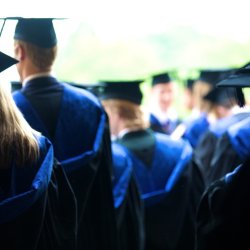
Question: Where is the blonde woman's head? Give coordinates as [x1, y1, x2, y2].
[102, 99, 149, 137]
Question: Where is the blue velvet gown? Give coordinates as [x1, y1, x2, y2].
[12, 77, 119, 250]
[0, 134, 77, 250]
[115, 129, 204, 250]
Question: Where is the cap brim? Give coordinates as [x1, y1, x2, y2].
[217, 74, 250, 88]
[0, 51, 18, 73]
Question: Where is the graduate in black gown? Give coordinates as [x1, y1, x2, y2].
[0, 51, 77, 250]
[190, 86, 248, 187]
[67, 81, 145, 250]
[208, 115, 250, 184]
[99, 80, 204, 250]
[8, 18, 118, 250]
[112, 142, 145, 250]
[172, 69, 236, 148]
[195, 62, 250, 250]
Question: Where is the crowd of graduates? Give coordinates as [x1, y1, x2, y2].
[1, 17, 250, 250]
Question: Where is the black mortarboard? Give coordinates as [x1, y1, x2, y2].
[13, 17, 60, 48]
[215, 63, 250, 107]
[151, 72, 171, 86]
[198, 70, 219, 85]
[203, 87, 240, 107]
[98, 80, 144, 105]
[0, 51, 18, 73]
[198, 69, 236, 87]
[216, 62, 250, 88]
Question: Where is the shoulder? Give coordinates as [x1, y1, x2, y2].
[155, 132, 191, 148]
[111, 142, 133, 176]
[155, 132, 193, 158]
[62, 82, 102, 108]
[33, 133, 53, 154]
[111, 142, 133, 164]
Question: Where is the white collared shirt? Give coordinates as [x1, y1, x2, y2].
[22, 72, 55, 87]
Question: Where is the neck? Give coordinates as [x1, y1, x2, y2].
[19, 60, 52, 84]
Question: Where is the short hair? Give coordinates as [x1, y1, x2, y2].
[15, 40, 57, 71]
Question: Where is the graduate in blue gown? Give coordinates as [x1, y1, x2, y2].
[59, 81, 145, 250]
[195, 62, 250, 250]
[0, 51, 77, 250]
[148, 72, 181, 135]
[9, 18, 118, 250]
[99, 80, 204, 250]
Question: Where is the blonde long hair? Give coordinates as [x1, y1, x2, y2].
[192, 80, 213, 113]
[0, 83, 39, 167]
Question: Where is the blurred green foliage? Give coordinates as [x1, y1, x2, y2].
[54, 22, 250, 118]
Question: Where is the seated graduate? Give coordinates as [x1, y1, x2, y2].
[8, 17, 118, 249]
[148, 72, 182, 135]
[195, 62, 250, 250]
[172, 69, 236, 148]
[98, 79, 204, 250]
[190, 86, 248, 187]
[0, 51, 77, 250]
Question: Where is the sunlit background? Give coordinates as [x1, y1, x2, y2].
[1, 0, 250, 116]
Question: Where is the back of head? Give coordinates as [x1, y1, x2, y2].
[203, 87, 239, 109]
[193, 69, 236, 113]
[13, 17, 60, 71]
[98, 80, 148, 133]
[216, 62, 250, 107]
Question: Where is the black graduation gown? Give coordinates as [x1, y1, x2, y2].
[192, 112, 250, 187]
[12, 78, 119, 250]
[208, 115, 250, 185]
[207, 133, 242, 185]
[112, 142, 145, 250]
[0, 136, 77, 250]
[116, 129, 204, 250]
[196, 158, 250, 250]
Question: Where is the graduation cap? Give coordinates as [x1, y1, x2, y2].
[98, 80, 144, 105]
[215, 63, 250, 107]
[216, 62, 250, 88]
[0, 17, 65, 48]
[15, 18, 60, 48]
[151, 72, 172, 86]
[197, 69, 236, 87]
[0, 51, 18, 73]
[203, 87, 240, 107]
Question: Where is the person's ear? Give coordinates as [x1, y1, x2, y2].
[14, 43, 25, 61]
